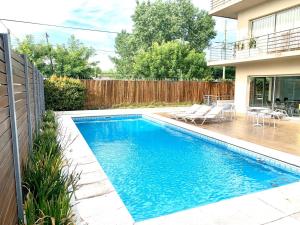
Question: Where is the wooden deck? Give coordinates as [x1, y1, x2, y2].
[159, 113, 300, 156]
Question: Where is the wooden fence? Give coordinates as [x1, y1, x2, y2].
[0, 33, 45, 225]
[82, 80, 234, 109]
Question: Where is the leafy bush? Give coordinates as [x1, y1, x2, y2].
[45, 75, 86, 111]
[23, 111, 78, 225]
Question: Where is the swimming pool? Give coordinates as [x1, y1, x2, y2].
[74, 115, 300, 222]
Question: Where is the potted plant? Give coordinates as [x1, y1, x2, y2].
[249, 37, 257, 49]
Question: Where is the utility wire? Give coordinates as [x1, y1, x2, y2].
[0, 18, 121, 34]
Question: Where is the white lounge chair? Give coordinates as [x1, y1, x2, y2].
[184, 106, 224, 125]
[169, 104, 201, 119]
[176, 105, 212, 121]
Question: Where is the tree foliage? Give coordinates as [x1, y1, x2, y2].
[16, 35, 101, 78]
[133, 40, 209, 80]
[112, 0, 216, 77]
[133, 0, 216, 51]
[111, 31, 138, 77]
[211, 66, 236, 80]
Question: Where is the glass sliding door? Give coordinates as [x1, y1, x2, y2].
[274, 76, 300, 116]
[249, 75, 300, 116]
[249, 77, 274, 107]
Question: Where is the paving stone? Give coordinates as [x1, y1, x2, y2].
[77, 171, 106, 186]
[75, 179, 114, 200]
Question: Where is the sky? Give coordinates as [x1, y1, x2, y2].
[0, 0, 236, 71]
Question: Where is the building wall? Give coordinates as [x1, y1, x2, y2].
[237, 0, 300, 40]
[234, 57, 300, 113]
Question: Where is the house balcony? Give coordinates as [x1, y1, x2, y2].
[208, 27, 300, 66]
[210, 0, 269, 19]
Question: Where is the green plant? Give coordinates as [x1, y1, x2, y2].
[234, 41, 245, 51]
[249, 37, 257, 49]
[23, 111, 78, 225]
[44, 75, 86, 111]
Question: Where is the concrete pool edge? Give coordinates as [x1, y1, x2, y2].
[57, 108, 300, 225]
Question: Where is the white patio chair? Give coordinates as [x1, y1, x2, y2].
[258, 109, 276, 128]
[271, 109, 289, 120]
[217, 100, 236, 120]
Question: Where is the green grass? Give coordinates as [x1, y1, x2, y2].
[23, 111, 78, 225]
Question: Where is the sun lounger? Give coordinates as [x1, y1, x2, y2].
[177, 105, 212, 122]
[169, 104, 201, 119]
[184, 106, 224, 125]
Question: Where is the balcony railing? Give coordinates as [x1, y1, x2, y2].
[211, 0, 233, 10]
[209, 27, 300, 62]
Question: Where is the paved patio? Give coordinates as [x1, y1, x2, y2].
[160, 113, 300, 156]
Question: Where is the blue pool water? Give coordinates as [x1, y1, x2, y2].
[74, 115, 300, 221]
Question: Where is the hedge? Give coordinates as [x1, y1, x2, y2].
[45, 76, 86, 111]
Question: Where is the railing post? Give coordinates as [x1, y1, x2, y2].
[38, 72, 43, 116]
[32, 67, 39, 131]
[23, 55, 33, 152]
[41, 75, 45, 113]
[36, 72, 40, 120]
[3, 33, 24, 223]
[267, 34, 269, 53]
[39, 72, 43, 115]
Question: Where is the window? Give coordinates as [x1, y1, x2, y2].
[251, 6, 300, 37]
[252, 15, 275, 37]
[276, 6, 300, 31]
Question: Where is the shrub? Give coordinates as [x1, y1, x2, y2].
[45, 75, 86, 111]
[23, 111, 78, 225]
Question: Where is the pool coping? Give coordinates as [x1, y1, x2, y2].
[57, 108, 300, 225]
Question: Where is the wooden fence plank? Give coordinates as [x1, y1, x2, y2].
[0, 107, 9, 123]
[0, 50, 5, 64]
[12, 59, 25, 72]
[0, 61, 6, 74]
[11, 51, 24, 66]
[0, 96, 8, 108]
[0, 84, 7, 97]
[0, 72, 7, 84]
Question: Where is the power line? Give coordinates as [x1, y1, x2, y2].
[0, 18, 121, 34]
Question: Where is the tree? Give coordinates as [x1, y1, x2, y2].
[16, 35, 53, 76]
[110, 31, 138, 77]
[113, 0, 216, 76]
[16, 35, 101, 78]
[133, 0, 216, 51]
[211, 66, 236, 80]
[133, 40, 210, 80]
[53, 36, 100, 79]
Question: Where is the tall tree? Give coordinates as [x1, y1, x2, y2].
[16, 35, 53, 75]
[133, 0, 216, 51]
[111, 31, 138, 77]
[16, 35, 101, 78]
[133, 40, 210, 80]
[113, 0, 216, 76]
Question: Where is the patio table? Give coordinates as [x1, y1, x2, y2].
[248, 107, 269, 127]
